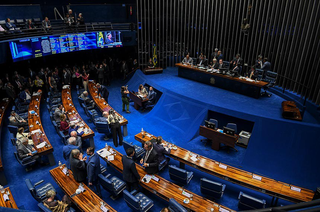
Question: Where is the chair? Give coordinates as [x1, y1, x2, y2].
[96, 121, 111, 140]
[200, 178, 226, 200]
[238, 192, 266, 210]
[123, 190, 154, 212]
[168, 165, 193, 185]
[38, 203, 76, 212]
[25, 179, 56, 202]
[58, 130, 70, 145]
[256, 69, 264, 80]
[201, 118, 218, 146]
[88, 109, 99, 123]
[168, 198, 187, 212]
[223, 61, 230, 69]
[98, 174, 126, 199]
[123, 140, 145, 159]
[14, 151, 37, 170]
[8, 125, 18, 136]
[261, 71, 277, 97]
[52, 121, 59, 133]
[158, 159, 167, 172]
[226, 123, 237, 134]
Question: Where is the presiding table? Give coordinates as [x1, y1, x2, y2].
[0, 187, 18, 209]
[199, 125, 239, 151]
[28, 91, 55, 166]
[62, 86, 95, 147]
[50, 165, 116, 212]
[135, 131, 314, 204]
[0, 99, 10, 185]
[129, 91, 149, 110]
[143, 67, 163, 75]
[176, 63, 268, 98]
[88, 81, 128, 136]
[98, 147, 234, 212]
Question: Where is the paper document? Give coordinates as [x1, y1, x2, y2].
[31, 129, 41, 134]
[190, 156, 198, 162]
[36, 142, 46, 149]
[219, 207, 230, 212]
[107, 155, 114, 161]
[100, 205, 109, 212]
[291, 186, 301, 192]
[182, 190, 191, 198]
[219, 164, 228, 169]
[252, 174, 262, 181]
[3, 194, 9, 201]
[142, 175, 152, 183]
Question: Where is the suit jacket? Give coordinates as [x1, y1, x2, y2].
[17, 143, 34, 159]
[211, 63, 219, 69]
[63, 144, 79, 168]
[217, 54, 224, 61]
[122, 155, 140, 183]
[70, 156, 87, 183]
[5, 22, 16, 30]
[262, 61, 271, 71]
[68, 126, 84, 137]
[42, 20, 51, 28]
[87, 153, 101, 183]
[98, 85, 109, 101]
[231, 57, 243, 67]
[63, 72, 71, 85]
[182, 57, 193, 64]
[218, 63, 226, 69]
[143, 147, 159, 174]
[255, 60, 263, 69]
[54, 108, 63, 123]
[147, 90, 156, 104]
[153, 143, 171, 163]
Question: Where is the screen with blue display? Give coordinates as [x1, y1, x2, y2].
[9, 31, 119, 62]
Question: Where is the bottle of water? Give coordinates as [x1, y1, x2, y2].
[0, 185, 4, 193]
[105, 143, 108, 149]
[59, 161, 62, 168]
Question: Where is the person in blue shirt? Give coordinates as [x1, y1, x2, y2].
[68, 123, 84, 137]
[86, 147, 102, 197]
[62, 137, 79, 168]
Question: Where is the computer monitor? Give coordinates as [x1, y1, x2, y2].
[223, 126, 235, 136]
[205, 120, 216, 130]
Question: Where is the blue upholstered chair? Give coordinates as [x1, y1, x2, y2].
[96, 121, 111, 140]
[168, 165, 193, 185]
[58, 130, 70, 145]
[168, 198, 187, 212]
[88, 109, 99, 123]
[238, 192, 266, 210]
[261, 71, 278, 97]
[14, 150, 37, 170]
[226, 123, 237, 134]
[123, 190, 154, 212]
[98, 174, 126, 199]
[52, 121, 59, 133]
[8, 125, 19, 137]
[209, 118, 218, 129]
[25, 179, 56, 202]
[38, 203, 76, 212]
[123, 141, 145, 159]
[223, 61, 230, 69]
[255, 69, 264, 80]
[200, 178, 226, 200]
[158, 159, 167, 172]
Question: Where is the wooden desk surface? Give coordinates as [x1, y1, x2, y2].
[28, 92, 54, 156]
[175, 63, 268, 88]
[88, 81, 128, 126]
[0, 99, 10, 171]
[0, 187, 18, 209]
[62, 86, 94, 140]
[98, 147, 234, 212]
[135, 131, 314, 203]
[50, 165, 116, 212]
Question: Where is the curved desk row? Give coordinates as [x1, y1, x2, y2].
[50, 165, 116, 212]
[98, 147, 234, 212]
[135, 131, 314, 203]
[0, 99, 10, 185]
[28, 91, 55, 166]
[62, 86, 95, 147]
[0, 187, 18, 209]
[88, 81, 128, 136]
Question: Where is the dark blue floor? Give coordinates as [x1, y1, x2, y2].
[1, 68, 319, 211]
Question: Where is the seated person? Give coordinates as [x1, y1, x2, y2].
[59, 114, 70, 135]
[16, 127, 33, 145]
[210, 58, 219, 69]
[25, 19, 35, 29]
[34, 75, 44, 89]
[17, 137, 40, 162]
[18, 88, 32, 105]
[249, 65, 258, 80]
[5, 18, 17, 31]
[182, 54, 193, 65]
[95, 111, 108, 123]
[229, 53, 243, 70]
[64, 14, 74, 26]
[262, 57, 271, 78]
[231, 64, 240, 76]
[79, 91, 94, 107]
[217, 59, 226, 69]
[143, 86, 156, 110]
[153, 136, 171, 167]
[68, 131, 82, 150]
[9, 111, 28, 129]
[148, 58, 154, 69]
[68, 123, 84, 137]
[42, 17, 51, 30]
[54, 104, 65, 123]
[138, 84, 148, 98]
[43, 190, 71, 212]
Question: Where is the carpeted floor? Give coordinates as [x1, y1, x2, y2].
[1, 67, 319, 211]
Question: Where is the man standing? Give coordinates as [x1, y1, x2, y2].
[70, 149, 87, 183]
[97, 83, 109, 103]
[153, 136, 171, 167]
[122, 148, 140, 191]
[54, 104, 64, 123]
[262, 57, 271, 79]
[68, 131, 83, 150]
[63, 137, 79, 168]
[86, 147, 102, 197]
[140, 141, 159, 175]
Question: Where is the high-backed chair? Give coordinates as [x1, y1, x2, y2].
[95, 121, 111, 140]
[25, 179, 56, 202]
[8, 125, 18, 137]
[226, 123, 237, 134]
[238, 192, 266, 210]
[261, 71, 277, 97]
[201, 118, 219, 146]
[158, 159, 167, 172]
[168, 165, 193, 185]
[200, 178, 226, 200]
[123, 190, 154, 212]
[98, 174, 126, 199]
[123, 141, 145, 159]
[58, 130, 69, 145]
[168, 198, 187, 212]
[14, 151, 37, 171]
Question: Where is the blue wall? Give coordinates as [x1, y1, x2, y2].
[0, 5, 42, 20]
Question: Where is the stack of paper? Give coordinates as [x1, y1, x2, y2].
[36, 142, 46, 149]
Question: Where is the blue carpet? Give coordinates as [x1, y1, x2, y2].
[1, 68, 319, 211]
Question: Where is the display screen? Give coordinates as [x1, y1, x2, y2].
[10, 31, 121, 62]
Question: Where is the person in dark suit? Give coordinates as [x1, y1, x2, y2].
[68, 123, 84, 137]
[62, 69, 71, 85]
[25, 19, 35, 29]
[153, 136, 171, 167]
[9, 111, 28, 129]
[42, 17, 51, 30]
[17, 138, 38, 160]
[70, 149, 87, 183]
[218, 59, 226, 69]
[229, 53, 243, 70]
[140, 141, 159, 174]
[262, 57, 271, 78]
[255, 55, 263, 69]
[68, 131, 83, 151]
[18, 88, 31, 104]
[122, 148, 140, 191]
[86, 147, 102, 197]
[5, 18, 17, 31]
[211, 48, 219, 59]
[63, 137, 79, 168]
[143, 86, 156, 110]
[216, 51, 223, 61]
[97, 83, 109, 103]
[210, 58, 219, 69]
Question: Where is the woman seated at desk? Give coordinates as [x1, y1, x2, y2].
[16, 127, 33, 145]
[59, 114, 70, 135]
[138, 84, 148, 98]
[148, 58, 155, 69]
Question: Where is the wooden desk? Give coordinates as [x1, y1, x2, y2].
[199, 126, 239, 151]
[143, 67, 163, 75]
[88, 81, 128, 136]
[50, 165, 116, 212]
[62, 86, 95, 147]
[281, 101, 302, 121]
[135, 131, 314, 203]
[0, 99, 10, 185]
[129, 91, 148, 110]
[176, 63, 268, 98]
[0, 187, 18, 209]
[98, 147, 234, 212]
[28, 92, 55, 166]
